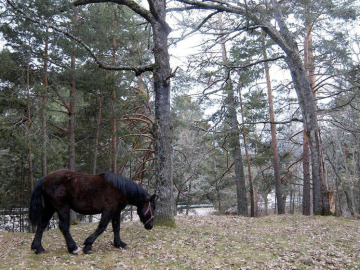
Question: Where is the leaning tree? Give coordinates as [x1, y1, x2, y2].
[72, 0, 175, 226]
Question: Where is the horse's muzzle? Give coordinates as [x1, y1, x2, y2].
[145, 224, 153, 230]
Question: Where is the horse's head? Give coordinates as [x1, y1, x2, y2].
[138, 194, 156, 230]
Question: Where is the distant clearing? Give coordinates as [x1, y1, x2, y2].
[0, 215, 359, 269]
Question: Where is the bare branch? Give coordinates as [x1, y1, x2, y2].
[124, 133, 154, 140]
[54, 91, 70, 113]
[133, 148, 155, 152]
[244, 118, 303, 126]
[226, 55, 285, 70]
[175, 0, 246, 14]
[48, 121, 69, 134]
[169, 11, 220, 46]
[146, 0, 172, 33]
[208, 162, 235, 188]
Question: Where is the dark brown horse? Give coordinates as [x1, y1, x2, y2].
[29, 169, 156, 254]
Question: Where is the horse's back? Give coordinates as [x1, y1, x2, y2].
[42, 170, 120, 214]
[43, 169, 99, 194]
[45, 169, 105, 187]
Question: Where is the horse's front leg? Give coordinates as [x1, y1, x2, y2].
[112, 211, 127, 249]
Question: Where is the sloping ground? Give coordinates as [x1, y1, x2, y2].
[0, 215, 359, 269]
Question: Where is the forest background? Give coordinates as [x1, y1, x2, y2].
[0, 0, 359, 231]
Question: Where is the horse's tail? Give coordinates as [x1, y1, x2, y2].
[29, 177, 45, 226]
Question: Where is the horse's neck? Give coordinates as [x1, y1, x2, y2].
[125, 191, 146, 208]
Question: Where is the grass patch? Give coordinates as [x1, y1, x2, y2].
[1, 215, 360, 269]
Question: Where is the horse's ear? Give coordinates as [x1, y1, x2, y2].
[150, 194, 156, 202]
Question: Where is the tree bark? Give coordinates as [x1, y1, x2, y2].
[261, 31, 285, 214]
[356, 136, 360, 214]
[151, 0, 175, 226]
[228, 89, 248, 216]
[238, 85, 255, 216]
[93, 87, 103, 174]
[218, 13, 247, 216]
[111, 9, 117, 173]
[302, 130, 311, 215]
[69, 10, 77, 171]
[340, 141, 355, 216]
[69, 11, 78, 224]
[186, 181, 192, 215]
[302, 6, 314, 216]
[26, 56, 34, 191]
[74, 0, 175, 227]
[264, 0, 330, 215]
[41, 27, 49, 176]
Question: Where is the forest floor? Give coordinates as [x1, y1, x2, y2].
[0, 215, 359, 269]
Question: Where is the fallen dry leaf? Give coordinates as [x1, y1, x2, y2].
[0, 215, 359, 269]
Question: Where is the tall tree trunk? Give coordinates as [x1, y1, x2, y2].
[186, 181, 192, 215]
[111, 9, 117, 173]
[261, 31, 285, 214]
[26, 56, 34, 191]
[328, 149, 351, 216]
[287, 52, 328, 215]
[264, 0, 330, 215]
[238, 85, 255, 216]
[302, 6, 314, 216]
[41, 27, 49, 176]
[304, 14, 316, 96]
[69, 11, 77, 171]
[228, 88, 248, 216]
[339, 140, 355, 216]
[289, 188, 294, 214]
[326, 145, 343, 216]
[302, 130, 311, 215]
[356, 136, 360, 214]
[73, 0, 175, 226]
[69, 11, 77, 224]
[137, 75, 152, 118]
[89, 86, 103, 223]
[152, 0, 175, 226]
[218, 13, 247, 216]
[93, 87, 103, 174]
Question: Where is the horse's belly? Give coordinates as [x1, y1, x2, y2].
[68, 190, 102, 214]
[71, 202, 102, 215]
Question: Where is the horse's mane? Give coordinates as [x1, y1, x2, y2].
[102, 172, 148, 205]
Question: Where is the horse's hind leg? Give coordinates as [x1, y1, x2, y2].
[31, 206, 54, 254]
[83, 212, 112, 254]
[112, 211, 127, 248]
[57, 208, 81, 254]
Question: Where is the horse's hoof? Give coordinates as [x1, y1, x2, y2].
[84, 250, 93, 255]
[83, 246, 93, 254]
[71, 247, 82, 255]
[35, 247, 46, 254]
[115, 244, 128, 249]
